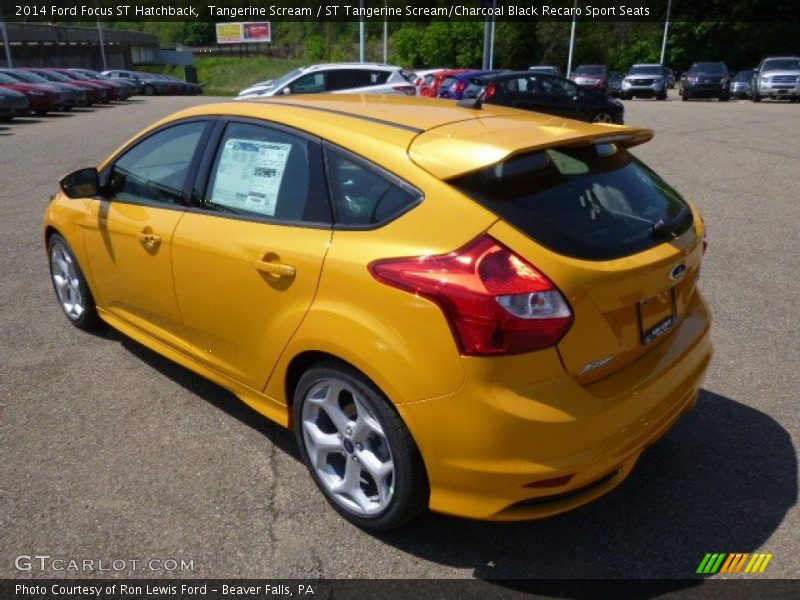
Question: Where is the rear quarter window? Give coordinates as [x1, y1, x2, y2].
[451, 144, 693, 260]
[325, 147, 422, 228]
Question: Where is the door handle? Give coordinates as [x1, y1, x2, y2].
[136, 230, 161, 249]
[254, 259, 296, 279]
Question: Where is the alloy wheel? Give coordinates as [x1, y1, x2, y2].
[301, 379, 394, 516]
[50, 241, 84, 320]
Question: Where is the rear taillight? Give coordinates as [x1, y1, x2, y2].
[454, 80, 467, 93]
[369, 234, 573, 356]
[485, 84, 496, 99]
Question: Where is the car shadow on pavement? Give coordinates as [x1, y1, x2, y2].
[101, 329, 796, 588]
[379, 388, 796, 587]
[112, 330, 301, 461]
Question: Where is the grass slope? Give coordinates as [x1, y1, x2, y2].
[141, 56, 307, 96]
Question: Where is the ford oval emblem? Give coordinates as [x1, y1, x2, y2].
[670, 263, 687, 281]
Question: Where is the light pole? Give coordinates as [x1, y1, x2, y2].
[358, 0, 366, 63]
[382, 1, 388, 63]
[566, 0, 578, 78]
[0, 5, 12, 68]
[97, 21, 108, 71]
[488, 0, 497, 69]
[660, 0, 672, 65]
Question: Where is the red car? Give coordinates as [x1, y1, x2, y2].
[0, 71, 60, 114]
[25, 68, 107, 104]
[49, 68, 120, 101]
[419, 68, 471, 98]
[571, 64, 611, 93]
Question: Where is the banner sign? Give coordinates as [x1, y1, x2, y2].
[215, 22, 272, 44]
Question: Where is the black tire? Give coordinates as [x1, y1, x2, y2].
[293, 361, 429, 532]
[752, 93, 761, 103]
[143, 84, 156, 96]
[718, 94, 730, 102]
[47, 234, 101, 330]
[682, 92, 690, 102]
[657, 92, 667, 101]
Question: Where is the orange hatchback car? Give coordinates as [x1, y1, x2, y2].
[45, 96, 712, 531]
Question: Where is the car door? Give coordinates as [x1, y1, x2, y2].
[538, 76, 583, 119]
[82, 119, 211, 349]
[494, 75, 540, 110]
[171, 119, 333, 391]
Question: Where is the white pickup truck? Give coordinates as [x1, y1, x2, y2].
[752, 56, 800, 102]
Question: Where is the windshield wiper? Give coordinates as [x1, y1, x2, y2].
[651, 206, 689, 239]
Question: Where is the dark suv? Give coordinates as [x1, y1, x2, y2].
[681, 62, 731, 101]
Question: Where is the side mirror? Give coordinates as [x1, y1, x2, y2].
[281, 87, 291, 95]
[60, 168, 100, 198]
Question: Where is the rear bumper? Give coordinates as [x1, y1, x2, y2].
[399, 291, 712, 520]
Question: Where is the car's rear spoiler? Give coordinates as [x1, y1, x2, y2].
[408, 115, 654, 180]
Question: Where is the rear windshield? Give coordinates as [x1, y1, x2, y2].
[451, 145, 693, 261]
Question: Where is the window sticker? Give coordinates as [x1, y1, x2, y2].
[210, 138, 292, 216]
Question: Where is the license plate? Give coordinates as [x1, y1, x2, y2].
[637, 288, 678, 345]
[777, 89, 788, 94]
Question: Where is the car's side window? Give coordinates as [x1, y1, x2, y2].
[369, 71, 391, 84]
[328, 69, 372, 90]
[204, 122, 321, 224]
[542, 78, 577, 97]
[290, 72, 327, 94]
[110, 121, 206, 206]
[325, 148, 422, 227]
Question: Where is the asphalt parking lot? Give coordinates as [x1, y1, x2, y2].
[1, 92, 798, 584]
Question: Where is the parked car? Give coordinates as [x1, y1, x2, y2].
[439, 69, 504, 99]
[25, 68, 108, 104]
[236, 63, 415, 99]
[468, 71, 624, 124]
[0, 71, 61, 114]
[571, 65, 610, 93]
[731, 69, 755, 99]
[102, 70, 169, 96]
[751, 56, 800, 102]
[680, 62, 731, 101]
[419, 68, 470, 98]
[70, 68, 138, 98]
[621, 64, 669, 100]
[408, 68, 444, 96]
[608, 71, 623, 97]
[0, 68, 88, 109]
[0, 86, 29, 121]
[145, 73, 202, 96]
[46, 95, 710, 531]
[53, 68, 125, 101]
[529, 65, 562, 77]
[43, 97, 711, 531]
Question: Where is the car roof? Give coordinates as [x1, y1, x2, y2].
[150, 95, 652, 180]
[631, 63, 663, 67]
[302, 63, 402, 72]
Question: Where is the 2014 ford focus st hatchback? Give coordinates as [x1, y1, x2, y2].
[44, 96, 712, 531]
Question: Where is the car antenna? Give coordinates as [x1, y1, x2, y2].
[458, 88, 486, 109]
